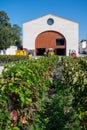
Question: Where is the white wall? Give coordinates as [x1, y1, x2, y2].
[0, 46, 17, 55]
[23, 14, 79, 56]
[6, 46, 17, 55]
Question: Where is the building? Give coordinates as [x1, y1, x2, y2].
[0, 46, 17, 55]
[79, 40, 87, 54]
[23, 14, 79, 56]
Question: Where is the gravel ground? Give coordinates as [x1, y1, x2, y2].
[0, 66, 4, 74]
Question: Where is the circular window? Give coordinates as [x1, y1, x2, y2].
[47, 18, 54, 25]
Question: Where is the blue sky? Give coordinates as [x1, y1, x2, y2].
[0, 0, 87, 41]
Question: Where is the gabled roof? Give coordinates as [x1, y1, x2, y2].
[23, 14, 79, 24]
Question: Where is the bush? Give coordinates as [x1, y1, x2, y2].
[0, 55, 29, 65]
[0, 56, 58, 130]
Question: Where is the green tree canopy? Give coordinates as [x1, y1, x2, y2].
[0, 11, 10, 26]
[0, 11, 22, 52]
[12, 24, 22, 45]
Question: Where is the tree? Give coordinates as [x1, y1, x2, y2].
[0, 11, 10, 27]
[0, 11, 22, 54]
[12, 24, 22, 46]
[0, 26, 12, 53]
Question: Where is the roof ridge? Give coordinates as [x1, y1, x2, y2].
[23, 14, 79, 24]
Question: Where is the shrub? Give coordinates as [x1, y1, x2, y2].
[0, 56, 58, 130]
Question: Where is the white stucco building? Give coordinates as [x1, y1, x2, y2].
[79, 40, 87, 54]
[23, 14, 79, 56]
[0, 46, 17, 55]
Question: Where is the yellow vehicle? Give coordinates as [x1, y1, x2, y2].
[47, 48, 54, 56]
[15, 50, 32, 58]
[16, 50, 27, 55]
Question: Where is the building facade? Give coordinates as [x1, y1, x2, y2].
[79, 40, 87, 54]
[23, 14, 79, 56]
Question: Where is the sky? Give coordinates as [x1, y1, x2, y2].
[0, 0, 87, 41]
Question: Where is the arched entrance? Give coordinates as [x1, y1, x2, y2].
[35, 31, 66, 56]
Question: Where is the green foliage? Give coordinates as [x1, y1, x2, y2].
[0, 56, 58, 130]
[0, 11, 10, 26]
[0, 11, 21, 51]
[0, 55, 29, 65]
[62, 56, 87, 129]
[12, 24, 22, 45]
[31, 61, 81, 130]
[0, 56, 87, 129]
[0, 25, 12, 49]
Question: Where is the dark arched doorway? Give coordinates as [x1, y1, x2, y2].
[35, 31, 66, 56]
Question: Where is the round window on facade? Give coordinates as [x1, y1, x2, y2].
[47, 18, 54, 25]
